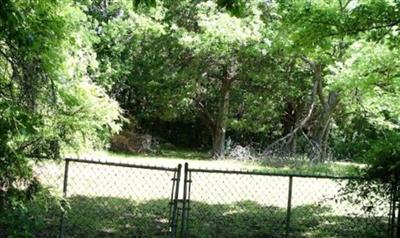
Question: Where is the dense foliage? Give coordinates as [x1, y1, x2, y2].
[0, 0, 122, 234]
[81, 0, 400, 160]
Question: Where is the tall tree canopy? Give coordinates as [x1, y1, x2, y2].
[81, 0, 400, 159]
[2, 0, 398, 162]
[87, 0, 281, 158]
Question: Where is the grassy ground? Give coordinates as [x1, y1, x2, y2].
[10, 195, 387, 238]
[98, 149, 363, 177]
[186, 201, 387, 238]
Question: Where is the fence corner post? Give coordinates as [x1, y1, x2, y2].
[180, 162, 189, 238]
[170, 163, 182, 238]
[395, 178, 400, 238]
[59, 159, 70, 238]
[286, 176, 293, 238]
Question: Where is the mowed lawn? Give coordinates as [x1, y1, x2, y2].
[32, 151, 388, 238]
[34, 150, 363, 204]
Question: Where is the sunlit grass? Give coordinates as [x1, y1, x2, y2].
[247, 160, 364, 177]
[98, 149, 364, 177]
[101, 148, 210, 160]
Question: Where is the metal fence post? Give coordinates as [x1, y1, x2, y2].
[180, 163, 189, 238]
[170, 164, 182, 238]
[395, 179, 400, 238]
[186, 170, 192, 237]
[169, 169, 177, 236]
[286, 176, 293, 238]
[59, 159, 70, 238]
[396, 198, 400, 238]
[388, 181, 398, 238]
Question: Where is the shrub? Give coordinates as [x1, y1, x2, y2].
[0, 184, 62, 237]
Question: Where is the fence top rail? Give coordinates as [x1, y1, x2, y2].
[65, 157, 180, 172]
[187, 167, 363, 180]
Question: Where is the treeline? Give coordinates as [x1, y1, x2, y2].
[84, 0, 399, 160]
[1, 0, 400, 183]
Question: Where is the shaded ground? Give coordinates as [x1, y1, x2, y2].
[186, 201, 387, 238]
[20, 196, 387, 238]
[62, 197, 171, 238]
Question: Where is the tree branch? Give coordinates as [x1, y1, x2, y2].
[326, 18, 400, 37]
[301, 56, 327, 108]
[264, 102, 316, 153]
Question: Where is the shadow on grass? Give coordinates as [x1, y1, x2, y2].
[63, 196, 172, 238]
[17, 196, 387, 238]
[186, 200, 387, 238]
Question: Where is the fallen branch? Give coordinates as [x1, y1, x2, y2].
[264, 102, 316, 153]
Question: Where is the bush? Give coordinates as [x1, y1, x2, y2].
[364, 132, 400, 183]
[340, 132, 400, 229]
[0, 184, 62, 237]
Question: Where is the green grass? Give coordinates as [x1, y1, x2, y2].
[157, 149, 210, 160]
[104, 148, 210, 160]
[63, 197, 171, 238]
[248, 159, 363, 177]
[3, 195, 386, 238]
[186, 200, 386, 238]
[102, 149, 364, 177]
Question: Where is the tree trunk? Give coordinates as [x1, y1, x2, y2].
[196, 62, 236, 159]
[301, 57, 340, 161]
[311, 91, 339, 160]
[287, 133, 297, 154]
[212, 77, 232, 159]
[212, 127, 225, 159]
[282, 102, 298, 155]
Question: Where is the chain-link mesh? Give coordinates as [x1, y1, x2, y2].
[183, 171, 288, 237]
[182, 168, 390, 238]
[33, 160, 65, 194]
[33, 160, 391, 238]
[34, 159, 181, 238]
[290, 177, 388, 238]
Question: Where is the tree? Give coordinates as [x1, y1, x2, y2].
[330, 40, 400, 158]
[83, 0, 400, 161]
[0, 0, 122, 217]
[87, 0, 275, 158]
[170, 1, 273, 158]
[267, 0, 400, 160]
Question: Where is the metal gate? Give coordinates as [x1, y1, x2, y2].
[59, 158, 182, 238]
[179, 163, 393, 238]
[55, 160, 397, 238]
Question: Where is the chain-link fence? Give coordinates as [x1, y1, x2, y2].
[180, 164, 391, 238]
[33, 159, 394, 238]
[34, 158, 181, 238]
